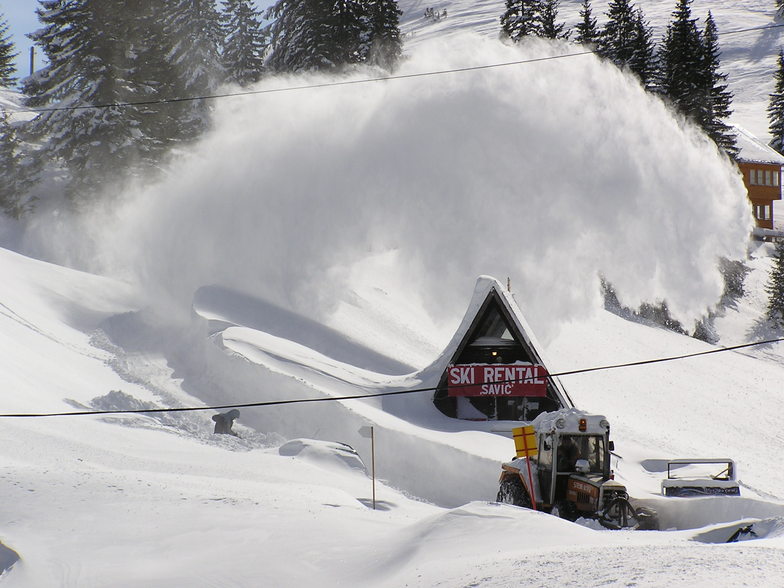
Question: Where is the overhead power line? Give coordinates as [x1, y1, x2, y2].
[15, 51, 596, 115]
[1, 336, 781, 419]
[14, 21, 784, 116]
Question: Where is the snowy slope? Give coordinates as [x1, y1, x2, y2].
[3, 1, 784, 585]
[2, 244, 784, 586]
[0, 89, 34, 123]
[398, 0, 784, 139]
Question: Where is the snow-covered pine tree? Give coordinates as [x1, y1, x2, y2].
[598, 1, 656, 89]
[574, 0, 599, 46]
[266, 0, 331, 71]
[363, 0, 403, 71]
[627, 8, 657, 91]
[0, 109, 21, 215]
[23, 0, 155, 201]
[221, 0, 267, 85]
[500, 0, 542, 42]
[658, 0, 705, 122]
[122, 0, 181, 156]
[0, 110, 35, 217]
[597, 0, 636, 65]
[766, 240, 784, 329]
[163, 0, 225, 140]
[769, 50, 784, 155]
[331, 0, 367, 65]
[700, 12, 736, 156]
[539, 0, 568, 40]
[0, 14, 16, 87]
[266, 0, 376, 72]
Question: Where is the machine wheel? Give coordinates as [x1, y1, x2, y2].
[598, 497, 639, 530]
[551, 501, 578, 522]
[497, 475, 533, 509]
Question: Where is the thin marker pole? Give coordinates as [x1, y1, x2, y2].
[371, 426, 376, 510]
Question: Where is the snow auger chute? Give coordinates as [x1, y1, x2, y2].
[496, 409, 658, 530]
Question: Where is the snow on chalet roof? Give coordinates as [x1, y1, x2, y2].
[733, 125, 784, 165]
[418, 275, 573, 408]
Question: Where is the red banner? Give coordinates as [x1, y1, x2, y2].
[446, 364, 548, 397]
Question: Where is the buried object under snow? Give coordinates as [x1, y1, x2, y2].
[660, 458, 740, 497]
[496, 409, 658, 530]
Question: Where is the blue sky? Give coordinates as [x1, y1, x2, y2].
[0, 1, 41, 81]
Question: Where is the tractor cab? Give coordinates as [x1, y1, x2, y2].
[497, 409, 656, 529]
[543, 433, 609, 507]
[532, 412, 614, 517]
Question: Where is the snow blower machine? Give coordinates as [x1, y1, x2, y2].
[496, 409, 657, 530]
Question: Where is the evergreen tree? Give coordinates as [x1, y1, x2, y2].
[266, 0, 395, 72]
[500, 0, 542, 42]
[0, 14, 16, 87]
[574, 0, 599, 46]
[331, 0, 368, 66]
[539, 0, 568, 40]
[163, 0, 225, 140]
[598, 0, 636, 65]
[768, 49, 784, 155]
[0, 110, 35, 217]
[659, 0, 704, 122]
[700, 12, 736, 155]
[23, 0, 152, 201]
[598, 1, 656, 89]
[266, 0, 342, 71]
[627, 8, 657, 91]
[363, 0, 403, 71]
[123, 0, 181, 155]
[220, 0, 267, 85]
[766, 240, 784, 328]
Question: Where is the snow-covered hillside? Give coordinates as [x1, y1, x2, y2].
[2, 1, 784, 586]
[2, 240, 784, 586]
[397, 0, 784, 140]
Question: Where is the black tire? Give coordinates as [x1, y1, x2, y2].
[496, 475, 533, 509]
[598, 497, 639, 530]
[551, 501, 578, 522]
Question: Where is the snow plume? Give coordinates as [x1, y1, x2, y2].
[23, 34, 751, 341]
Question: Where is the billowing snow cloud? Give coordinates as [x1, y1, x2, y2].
[23, 34, 752, 342]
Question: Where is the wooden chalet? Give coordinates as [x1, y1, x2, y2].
[734, 126, 784, 230]
[429, 277, 572, 422]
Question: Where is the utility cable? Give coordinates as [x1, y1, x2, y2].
[0, 336, 781, 418]
[14, 21, 784, 116]
[14, 51, 596, 115]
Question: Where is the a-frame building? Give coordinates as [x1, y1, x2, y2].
[429, 277, 573, 422]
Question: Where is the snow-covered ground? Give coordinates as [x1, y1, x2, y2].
[2, 239, 784, 586]
[2, 1, 784, 586]
[399, 0, 784, 139]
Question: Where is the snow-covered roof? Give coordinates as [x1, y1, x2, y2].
[532, 408, 609, 435]
[733, 125, 784, 165]
[419, 276, 574, 408]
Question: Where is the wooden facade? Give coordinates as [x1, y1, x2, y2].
[737, 161, 781, 230]
[734, 126, 784, 231]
